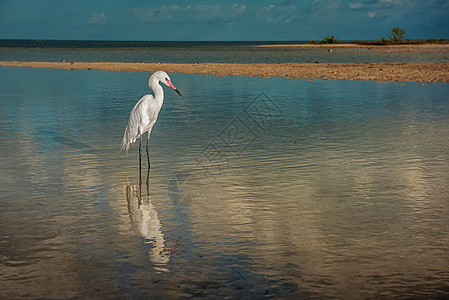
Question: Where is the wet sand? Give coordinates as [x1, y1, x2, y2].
[1, 61, 448, 83]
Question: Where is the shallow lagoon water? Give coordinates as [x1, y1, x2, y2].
[1, 67, 449, 299]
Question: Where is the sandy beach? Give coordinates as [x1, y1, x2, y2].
[1, 61, 448, 83]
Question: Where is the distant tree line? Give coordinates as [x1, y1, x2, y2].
[310, 27, 447, 45]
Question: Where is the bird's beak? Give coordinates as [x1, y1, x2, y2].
[166, 79, 182, 97]
[174, 89, 182, 97]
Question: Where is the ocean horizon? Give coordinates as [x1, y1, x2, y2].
[0, 39, 311, 47]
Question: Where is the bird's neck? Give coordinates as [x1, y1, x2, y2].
[149, 80, 164, 104]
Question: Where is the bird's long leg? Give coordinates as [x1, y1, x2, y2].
[146, 136, 150, 170]
[146, 163, 150, 196]
[139, 136, 142, 171]
[145, 136, 150, 191]
[138, 136, 142, 189]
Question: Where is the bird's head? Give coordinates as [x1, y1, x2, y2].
[152, 71, 182, 97]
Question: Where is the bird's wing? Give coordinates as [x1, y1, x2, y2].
[145, 95, 163, 129]
[121, 94, 154, 151]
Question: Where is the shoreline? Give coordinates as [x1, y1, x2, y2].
[257, 43, 449, 52]
[1, 61, 448, 83]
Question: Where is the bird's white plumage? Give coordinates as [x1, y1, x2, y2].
[121, 71, 181, 153]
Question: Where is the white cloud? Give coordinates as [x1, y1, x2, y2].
[88, 11, 106, 25]
[349, 3, 363, 9]
[232, 4, 246, 14]
[188, 4, 246, 22]
[133, 4, 246, 24]
[367, 11, 376, 18]
[257, 5, 297, 23]
[312, 0, 342, 10]
[133, 5, 181, 23]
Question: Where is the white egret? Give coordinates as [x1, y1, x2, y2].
[121, 71, 182, 170]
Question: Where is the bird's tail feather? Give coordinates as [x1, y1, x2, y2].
[121, 125, 136, 153]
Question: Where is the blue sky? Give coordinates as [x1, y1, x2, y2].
[0, 0, 448, 41]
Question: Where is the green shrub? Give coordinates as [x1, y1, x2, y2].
[426, 38, 448, 44]
[320, 35, 339, 44]
[389, 27, 406, 42]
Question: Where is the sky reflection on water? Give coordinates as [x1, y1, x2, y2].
[1, 67, 449, 299]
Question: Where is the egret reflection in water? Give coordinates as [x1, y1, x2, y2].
[125, 171, 172, 272]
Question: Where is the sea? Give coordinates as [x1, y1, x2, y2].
[1, 40, 449, 299]
[1, 39, 448, 63]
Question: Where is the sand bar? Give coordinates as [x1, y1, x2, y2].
[258, 43, 449, 52]
[1, 61, 448, 83]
